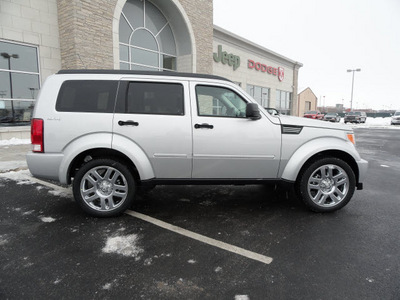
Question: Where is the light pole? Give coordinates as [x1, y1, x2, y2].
[347, 68, 361, 111]
[1, 52, 19, 122]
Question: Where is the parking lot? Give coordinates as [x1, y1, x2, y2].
[1, 128, 400, 299]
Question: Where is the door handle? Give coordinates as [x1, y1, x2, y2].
[194, 123, 214, 129]
[118, 120, 139, 126]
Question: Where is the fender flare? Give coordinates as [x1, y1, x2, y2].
[58, 133, 154, 184]
[280, 137, 361, 182]
[111, 133, 155, 180]
[59, 133, 113, 184]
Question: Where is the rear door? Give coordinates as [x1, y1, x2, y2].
[113, 79, 192, 178]
[190, 82, 282, 179]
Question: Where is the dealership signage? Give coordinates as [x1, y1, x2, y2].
[248, 60, 284, 82]
[213, 45, 240, 71]
[213, 45, 284, 81]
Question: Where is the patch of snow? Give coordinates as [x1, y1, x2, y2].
[0, 138, 30, 146]
[0, 161, 27, 173]
[53, 278, 62, 285]
[178, 198, 191, 202]
[366, 277, 375, 283]
[102, 283, 112, 290]
[347, 117, 400, 129]
[235, 296, 250, 300]
[199, 200, 215, 206]
[214, 266, 222, 273]
[0, 234, 9, 246]
[380, 165, 390, 168]
[187, 259, 196, 264]
[48, 189, 72, 198]
[102, 234, 144, 258]
[40, 216, 56, 223]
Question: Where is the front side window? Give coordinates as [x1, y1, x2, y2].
[126, 82, 184, 115]
[56, 81, 118, 113]
[196, 85, 247, 118]
[0, 40, 40, 125]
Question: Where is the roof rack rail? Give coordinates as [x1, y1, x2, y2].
[57, 69, 231, 82]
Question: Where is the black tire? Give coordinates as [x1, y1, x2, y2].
[296, 157, 356, 212]
[73, 158, 135, 217]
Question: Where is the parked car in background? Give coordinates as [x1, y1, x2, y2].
[392, 110, 400, 125]
[324, 112, 341, 123]
[344, 111, 367, 123]
[304, 110, 324, 120]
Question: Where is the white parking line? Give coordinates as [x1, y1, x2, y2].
[125, 210, 273, 264]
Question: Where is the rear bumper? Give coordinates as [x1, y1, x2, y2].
[26, 151, 64, 183]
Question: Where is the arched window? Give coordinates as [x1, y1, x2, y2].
[119, 0, 177, 71]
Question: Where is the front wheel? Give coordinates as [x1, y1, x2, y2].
[73, 158, 135, 217]
[296, 157, 356, 212]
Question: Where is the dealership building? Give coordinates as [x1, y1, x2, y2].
[0, 0, 302, 133]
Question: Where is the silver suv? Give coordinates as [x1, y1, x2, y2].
[27, 70, 368, 217]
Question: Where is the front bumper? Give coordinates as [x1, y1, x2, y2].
[391, 118, 400, 124]
[356, 158, 368, 189]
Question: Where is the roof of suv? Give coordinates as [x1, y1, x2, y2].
[57, 69, 232, 82]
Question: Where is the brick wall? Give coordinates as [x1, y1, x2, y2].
[178, 0, 213, 74]
[57, 0, 115, 69]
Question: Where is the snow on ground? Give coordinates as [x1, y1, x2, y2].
[0, 161, 28, 173]
[0, 138, 30, 146]
[340, 117, 400, 129]
[0, 169, 72, 198]
[102, 234, 144, 259]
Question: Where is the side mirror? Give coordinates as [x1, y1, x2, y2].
[246, 103, 261, 120]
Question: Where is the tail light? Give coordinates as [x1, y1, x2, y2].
[31, 118, 44, 152]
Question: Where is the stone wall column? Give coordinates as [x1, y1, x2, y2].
[57, 0, 116, 69]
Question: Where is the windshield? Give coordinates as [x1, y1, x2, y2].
[395, 112, 400, 116]
[305, 111, 317, 114]
[325, 113, 335, 116]
[347, 112, 361, 116]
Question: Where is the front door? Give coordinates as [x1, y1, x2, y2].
[191, 82, 281, 179]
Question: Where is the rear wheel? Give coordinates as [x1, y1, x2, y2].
[296, 157, 356, 212]
[73, 158, 135, 217]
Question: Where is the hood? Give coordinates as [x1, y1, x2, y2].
[278, 115, 350, 131]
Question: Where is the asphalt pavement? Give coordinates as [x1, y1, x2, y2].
[1, 129, 400, 299]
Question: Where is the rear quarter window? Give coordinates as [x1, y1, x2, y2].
[56, 80, 118, 113]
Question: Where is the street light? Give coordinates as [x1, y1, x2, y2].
[347, 68, 361, 111]
[1, 52, 19, 122]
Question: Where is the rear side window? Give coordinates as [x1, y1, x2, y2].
[56, 80, 118, 113]
[125, 82, 184, 115]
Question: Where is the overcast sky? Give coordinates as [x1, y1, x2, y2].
[213, 0, 400, 111]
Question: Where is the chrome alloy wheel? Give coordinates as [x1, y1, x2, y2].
[80, 165, 128, 212]
[307, 164, 350, 208]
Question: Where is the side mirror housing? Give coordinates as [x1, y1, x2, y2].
[246, 103, 261, 120]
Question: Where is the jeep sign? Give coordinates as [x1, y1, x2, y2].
[213, 45, 240, 71]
